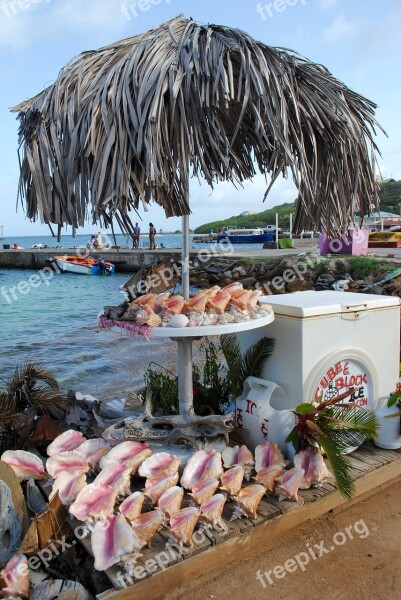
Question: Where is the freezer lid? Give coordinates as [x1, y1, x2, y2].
[260, 290, 400, 317]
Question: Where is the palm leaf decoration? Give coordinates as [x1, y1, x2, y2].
[286, 388, 379, 500]
[221, 334, 274, 398]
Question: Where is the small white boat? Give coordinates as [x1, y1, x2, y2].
[54, 255, 115, 275]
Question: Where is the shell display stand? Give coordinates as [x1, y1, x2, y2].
[150, 313, 275, 414]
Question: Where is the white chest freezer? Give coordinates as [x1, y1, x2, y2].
[237, 291, 400, 410]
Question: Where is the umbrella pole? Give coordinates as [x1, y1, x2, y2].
[177, 213, 193, 415]
[182, 214, 190, 300]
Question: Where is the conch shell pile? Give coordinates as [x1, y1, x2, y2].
[104, 283, 272, 329]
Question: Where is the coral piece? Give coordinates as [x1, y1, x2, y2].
[46, 429, 86, 457]
[93, 463, 133, 497]
[99, 441, 151, 473]
[252, 464, 284, 492]
[138, 452, 180, 479]
[51, 472, 87, 506]
[181, 450, 223, 490]
[222, 445, 255, 480]
[46, 451, 89, 478]
[294, 447, 332, 489]
[0, 554, 29, 599]
[69, 483, 117, 521]
[157, 486, 184, 517]
[200, 493, 226, 529]
[119, 491, 145, 521]
[188, 478, 219, 505]
[231, 485, 265, 520]
[130, 510, 165, 548]
[169, 507, 200, 546]
[75, 438, 110, 470]
[255, 442, 286, 472]
[220, 465, 245, 497]
[91, 514, 144, 571]
[1, 450, 45, 481]
[275, 467, 305, 501]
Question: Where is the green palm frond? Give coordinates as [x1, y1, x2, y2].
[240, 337, 275, 384]
[318, 434, 355, 500]
[220, 334, 243, 398]
[320, 407, 379, 440]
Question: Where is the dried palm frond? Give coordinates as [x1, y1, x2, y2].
[11, 15, 383, 235]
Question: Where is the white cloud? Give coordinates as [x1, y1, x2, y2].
[324, 13, 363, 42]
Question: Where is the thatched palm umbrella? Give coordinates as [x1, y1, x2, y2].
[12, 14, 383, 245]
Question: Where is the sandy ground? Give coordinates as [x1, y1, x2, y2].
[163, 479, 401, 600]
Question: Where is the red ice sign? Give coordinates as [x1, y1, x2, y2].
[315, 359, 369, 408]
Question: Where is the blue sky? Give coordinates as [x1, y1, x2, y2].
[0, 0, 400, 235]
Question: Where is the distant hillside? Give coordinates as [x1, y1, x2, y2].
[194, 202, 296, 234]
[194, 180, 401, 233]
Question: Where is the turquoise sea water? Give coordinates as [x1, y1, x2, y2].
[0, 267, 177, 401]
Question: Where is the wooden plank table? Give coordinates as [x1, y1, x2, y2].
[90, 443, 401, 600]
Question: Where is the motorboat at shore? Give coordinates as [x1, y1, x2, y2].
[217, 227, 275, 243]
[54, 255, 115, 275]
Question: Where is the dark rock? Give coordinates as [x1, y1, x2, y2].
[240, 277, 257, 288]
[208, 274, 220, 284]
[368, 286, 384, 295]
[286, 278, 314, 293]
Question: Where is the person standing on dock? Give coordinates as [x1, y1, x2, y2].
[149, 223, 156, 249]
[133, 223, 141, 249]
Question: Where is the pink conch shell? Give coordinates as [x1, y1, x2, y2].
[188, 477, 219, 504]
[230, 290, 253, 312]
[144, 472, 179, 505]
[119, 492, 145, 521]
[207, 292, 231, 314]
[75, 438, 110, 470]
[69, 483, 117, 521]
[221, 282, 243, 296]
[51, 471, 87, 506]
[222, 445, 255, 480]
[157, 486, 184, 517]
[183, 294, 208, 315]
[1, 450, 45, 481]
[231, 484, 265, 520]
[247, 290, 262, 310]
[138, 452, 180, 479]
[294, 448, 332, 489]
[275, 467, 305, 501]
[93, 463, 133, 497]
[220, 465, 244, 497]
[253, 465, 284, 492]
[136, 304, 162, 327]
[91, 514, 144, 571]
[200, 493, 226, 528]
[170, 507, 200, 546]
[181, 450, 223, 490]
[164, 295, 185, 316]
[130, 510, 165, 548]
[46, 429, 86, 457]
[255, 442, 286, 472]
[0, 554, 29, 599]
[46, 451, 89, 478]
[154, 292, 172, 312]
[131, 293, 157, 308]
[99, 441, 151, 473]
